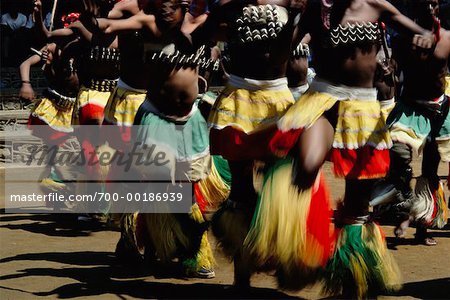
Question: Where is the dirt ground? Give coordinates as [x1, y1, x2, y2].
[1, 161, 449, 300]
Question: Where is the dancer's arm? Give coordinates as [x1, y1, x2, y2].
[371, 0, 435, 48]
[33, 0, 76, 40]
[108, 0, 140, 19]
[19, 54, 41, 101]
[18, 44, 56, 101]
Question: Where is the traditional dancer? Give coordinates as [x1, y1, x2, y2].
[34, 0, 120, 217]
[21, 40, 80, 200]
[21, 2, 81, 204]
[229, 0, 436, 297]
[100, 0, 148, 149]
[84, 0, 217, 277]
[277, 1, 436, 297]
[373, 0, 450, 246]
[191, 0, 306, 289]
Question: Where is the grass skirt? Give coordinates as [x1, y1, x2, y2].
[413, 176, 448, 228]
[29, 96, 74, 133]
[323, 222, 401, 298]
[243, 158, 334, 290]
[136, 203, 214, 270]
[74, 86, 112, 124]
[445, 75, 450, 97]
[195, 155, 231, 213]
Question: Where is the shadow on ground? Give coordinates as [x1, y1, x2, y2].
[0, 251, 302, 299]
[384, 277, 450, 299]
[0, 210, 116, 237]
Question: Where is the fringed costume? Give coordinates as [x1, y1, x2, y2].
[323, 220, 401, 298]
[271, 78, 392, 178]
[130, 99, 215, 276]
[72, 46, 120, 214]
[209, 75, 295, 262]
[103, 80, 147, 261]
[195, 155, 231, 214]
[255, 76, 400, 295]
[244, 158, 334, 290]
[386, 94, 450, 229]
[28, 87, 78, 200]
[445, 75, 450, 97]
[29, 88, 76, 135]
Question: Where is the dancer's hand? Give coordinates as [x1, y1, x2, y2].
[19, 84, 35, 102]
[412, 32, 435, 49]
[41, 47, 53, 65]
[33, 0, 42, 13]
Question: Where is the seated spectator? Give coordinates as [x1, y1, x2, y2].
[26, 11, 54, 30]
[1, 5, 27, 31]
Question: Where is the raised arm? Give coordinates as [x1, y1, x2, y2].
[370, 0, 435, 48]
[108, 0, 140, 19]
[33, 0, 74, 40]
[101, 12, 158, 35]
[190, 1, 227, 48]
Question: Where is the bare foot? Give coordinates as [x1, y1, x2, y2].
[394, 218, 410, 238]
[415, 226, 437, 246]
[415, 234, 438, 246]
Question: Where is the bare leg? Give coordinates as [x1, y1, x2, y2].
[388, 142, 415, 238]
[234, 251, 252, 289]
[293, 116, 335, 189]
[394, 216, 411, 238]
[416, 140, 440, 246]
[343, 179, 373, 218]
[218, 161, 256, 288]
[341, 179, 374, 298]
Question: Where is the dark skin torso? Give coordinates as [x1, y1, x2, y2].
[305, 0, 384, 88]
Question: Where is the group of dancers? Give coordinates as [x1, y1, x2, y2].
[18, 0, 450, 298]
